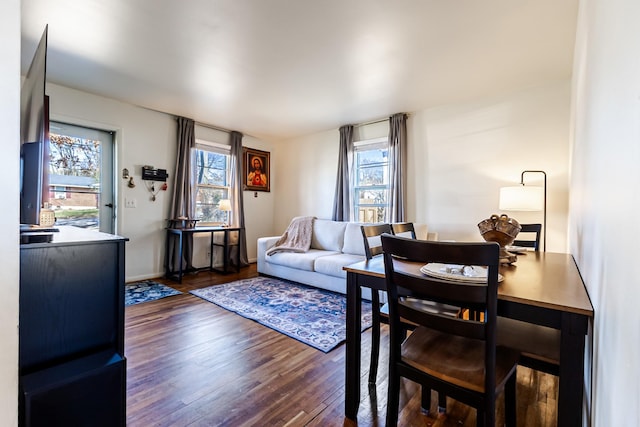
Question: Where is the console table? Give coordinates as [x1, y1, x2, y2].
[165, 226, 243, 282]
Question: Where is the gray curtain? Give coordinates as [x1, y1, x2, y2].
[388, 113, 407, 223]
[169, 116, 196, 270]
[229, 130, 249, 267]
[332, 124, 354, 221]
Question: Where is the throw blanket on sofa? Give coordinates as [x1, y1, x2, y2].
[266, 216, 315, 255]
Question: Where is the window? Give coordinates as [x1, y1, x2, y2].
[194, 141, 231, 224]
[53, 185, 67, 199]
[353, 137, 389, 223]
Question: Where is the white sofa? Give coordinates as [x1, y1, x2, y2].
[257, 219, 434, 300]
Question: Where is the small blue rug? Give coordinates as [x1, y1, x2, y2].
[125, 280, 182, 306]
[190, 277, 373, 353]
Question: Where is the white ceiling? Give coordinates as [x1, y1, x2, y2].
[21, 0, 579, 141]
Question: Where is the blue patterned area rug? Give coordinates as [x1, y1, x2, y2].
[125, 280, 182, 306]
[190, 277, 373, 353]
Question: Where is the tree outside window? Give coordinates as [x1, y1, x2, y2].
[353, 142, 389, 223]
[195, 147, 230, 224]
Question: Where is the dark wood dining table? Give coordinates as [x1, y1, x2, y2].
[343, 251, 593, 426]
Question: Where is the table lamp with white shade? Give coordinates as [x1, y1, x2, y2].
[499, 170, 547, 251]
[218, 199, 232, 227]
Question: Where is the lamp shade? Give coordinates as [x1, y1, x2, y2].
[499, 186, 543, 211]
[218, 199, 232, 211]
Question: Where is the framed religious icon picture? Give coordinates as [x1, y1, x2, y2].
[243, 147, 270, 192]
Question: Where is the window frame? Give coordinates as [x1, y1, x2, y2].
[193, 139, 232, 225]
[352, 136, 390, 223]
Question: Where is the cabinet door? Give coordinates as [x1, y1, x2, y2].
[21, 352, 126, 427]
[20, 241, 123, 372]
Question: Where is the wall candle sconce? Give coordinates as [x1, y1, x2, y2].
[122, 168, 135, 188]
[499, 170, 547, 251]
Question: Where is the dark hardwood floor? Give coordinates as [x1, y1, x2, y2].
[125, 264, 558, 426]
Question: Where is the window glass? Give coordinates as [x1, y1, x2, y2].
[353, 139, 389, 223]
[48, 121, 113, 231]
[194, 145, 230, 224]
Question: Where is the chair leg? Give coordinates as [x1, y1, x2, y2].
[420, 386, 431, 414]
[476, 409, 485, 427]
[505, 372, 517, 427]
[481, 397, 495, 427]
[420, 389, 446, 415]
[386, 367, 401, 427]
[438, 393, 446, 414]
[368, 291, 381, 385]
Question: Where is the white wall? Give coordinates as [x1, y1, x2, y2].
[271, 129, 341, 231]
[47, 84, 276, 280]
[411, 81, 571, 252]
[0, 2, 20, 425]
[276, 81, 571, 252]
[570, 0, 640, 424]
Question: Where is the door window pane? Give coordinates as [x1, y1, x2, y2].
[48, 125, 106, 229]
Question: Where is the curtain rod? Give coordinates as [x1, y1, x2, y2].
[194, 120, 231, 134]
[354, 113, 410, 128]
[354, 118, 387, 128]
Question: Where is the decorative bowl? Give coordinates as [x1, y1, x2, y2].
[478, 214, 522, 263]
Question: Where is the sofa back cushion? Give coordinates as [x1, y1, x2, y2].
[311, 219, 347, 251]
[342, 222, 367, 256]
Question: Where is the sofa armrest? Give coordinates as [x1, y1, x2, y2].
[257, 236, 281, 272]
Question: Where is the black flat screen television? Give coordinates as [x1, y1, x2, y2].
[20, 26, 49, 228]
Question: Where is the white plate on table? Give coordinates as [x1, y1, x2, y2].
[420, 263, 504, 283]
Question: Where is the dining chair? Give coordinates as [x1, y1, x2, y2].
[360, 224, 392, 385]
[390, 222, 417, 239]
[501, 222, 560, 375]
[361, 224, 459, 390]
[512, 223, 542, 251]
[381, 234, 519, 426]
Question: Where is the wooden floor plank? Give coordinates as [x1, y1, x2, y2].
[125, 265, 558, 426]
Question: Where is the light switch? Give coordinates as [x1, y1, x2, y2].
[125, 198, 137, 208]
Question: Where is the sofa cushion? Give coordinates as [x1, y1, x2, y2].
[266, 249, 340, 271]
[311, 219, 347, 251]
[341, 222, 367, 256]
[314, 253, 366, 278]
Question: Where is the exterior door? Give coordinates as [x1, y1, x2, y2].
[48, 121, 115, 233]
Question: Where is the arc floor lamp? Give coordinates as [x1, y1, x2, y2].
[499, 170, 547, 251]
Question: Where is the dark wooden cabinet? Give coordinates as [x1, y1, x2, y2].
[19, 226, 127, 427]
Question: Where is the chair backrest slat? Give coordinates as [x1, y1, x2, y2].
[361, 224, 392, 259]
[391, 270, 488, 306]
[391, 222, 416, 239]
[398, 303, 486, 340]
[513, 223, 541, 251]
